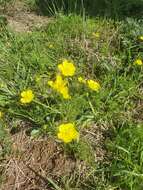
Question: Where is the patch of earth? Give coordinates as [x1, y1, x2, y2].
[0, 121, 108, 190]
[7, 12, 50, 32]
[1, 129, 76, 190]
[83, 123, 108, 162]
[2, 0, 51, 32]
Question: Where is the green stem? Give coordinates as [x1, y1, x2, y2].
[87, 96, 96, 117]
[33, 100, 61, 114]
[8, 109, 37, 124]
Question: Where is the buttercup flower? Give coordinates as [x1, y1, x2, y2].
[139, 36, 143, 41]
[78, 77, 86, 84]
[58, 59, 76, 76]
[87, 80, 101, 92]
[0, 111, 3, 118]
[134, 59, 143, 66]
[48, 44, 54, 49]
[35, 75, 41, 83]
[48, 75, 71, 99]
[0, 81, 6, 88]
[57, 123, 79, 143]
[92, 32, 100, 38]
[20, 90, 34, 104]
[48, 80, 54, 88]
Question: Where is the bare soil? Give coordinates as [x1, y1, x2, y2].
[7, 12, 50, 32]
[1, 129, 76, 190]
[0, 121, 108, 190]
[2, 0, 50, 32]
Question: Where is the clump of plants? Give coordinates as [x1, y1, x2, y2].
[4, 59, 101, 144]
[0, 13, 143, 189]
[0, 0, 13, 11]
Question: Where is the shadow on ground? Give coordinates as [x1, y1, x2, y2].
[35, 0, 143, 19]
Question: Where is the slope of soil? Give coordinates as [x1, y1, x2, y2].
[2, 0, 50, 32]
[1, 129, 76, 190]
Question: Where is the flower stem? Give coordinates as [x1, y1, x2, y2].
[33, 100, 61, 114]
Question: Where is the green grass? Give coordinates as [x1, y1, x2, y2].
[108, 123, 143, 190]
[0, 13, 143, 189]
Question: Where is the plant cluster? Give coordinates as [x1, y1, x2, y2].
[5, 58, 100, 143]
[0, 14, 143, 189]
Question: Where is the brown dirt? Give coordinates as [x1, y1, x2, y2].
[0, 121, 108, 190]
[3, 0, 51, 32]
[7, 12, 50, 32]
[83, 123, 108, 162]
[1, 129, 76, 190]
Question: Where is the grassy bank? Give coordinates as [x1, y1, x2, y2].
[0, 6, 143, 189]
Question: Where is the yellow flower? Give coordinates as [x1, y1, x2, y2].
[58, 59, 76, 76]
[87, 80, 101, 92]
[57, 123, 79, 143]
[35, 75, 41, 83]
[20, 90, 34, 104]
[0, 83, 4, 88]
[0, 81, 6, 88]
[139, 36, 143, 41]
[48, 75, 71, 99]
[48, 44, 54, 49]
[92, 32, 100, 38]
[0, 111, 3, 118]
[53, 75, 67, 90]
[78, 77, 86, 84]
[134, 59, 143, 66]
[48, 80, 54, 88]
